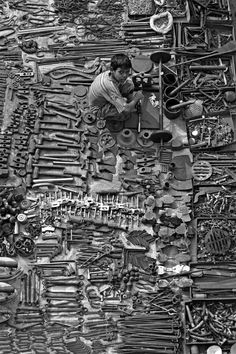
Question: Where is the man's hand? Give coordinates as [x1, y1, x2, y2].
[123, 90, 144, 113]
[134, 91, 144, 102]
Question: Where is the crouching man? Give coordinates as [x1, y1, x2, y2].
[88, 53, 144, 122]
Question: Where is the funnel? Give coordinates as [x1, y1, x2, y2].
[164, 98, 181, 120]
[117, 128, 136, 147]
[137, 130, 154, 147]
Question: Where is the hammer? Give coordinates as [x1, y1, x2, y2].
[44, 132, 79, 144]
[32, 167, 71, 179]
[29, 135, 68, 153]
[34, 120, 70, 134]
[55, 132, 81, 143]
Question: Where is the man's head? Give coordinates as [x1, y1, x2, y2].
[110, 54, 132, 84]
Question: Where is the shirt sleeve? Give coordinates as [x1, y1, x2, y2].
[100, 74, 128, 114]
[121, 78, 134, 97]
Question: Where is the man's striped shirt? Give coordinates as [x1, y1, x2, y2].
[88, 70, 134, 114]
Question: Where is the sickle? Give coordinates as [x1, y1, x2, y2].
[48, 68, 94, 80]
[50, 71, 94, 80]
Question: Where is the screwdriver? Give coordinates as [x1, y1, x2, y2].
[136, 100, 142, 133]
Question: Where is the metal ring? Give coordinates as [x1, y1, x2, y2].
[96, 119, 106, 129]
[83, 112, 96, 124]
[137, 130, 154, 148]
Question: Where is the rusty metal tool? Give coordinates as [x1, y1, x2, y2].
[149, 50, 173, 144]
[43, 133, 78, 144]
[136, 100, 142, 133]
[33, 177, 74, 184]
[44, 108, 78, 122]
[169, 99, 196, 110]
[169, 78, 191, 97]
[55, 132, 80, 142]
[17, 25, 65, 36]
[45, 101, 77, 115]
[43, 153, 79, 158]
[32, 163, 66, 169]
[189, 65, 227, 71]
[29, 135, 68, 153]
[39, 126, 83, 132]
[170, 40, 236, 68]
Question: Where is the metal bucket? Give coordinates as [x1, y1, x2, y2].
[164, 85, 179, 101]
[164, 98, 181, 120]
[163, 73, 178, 87]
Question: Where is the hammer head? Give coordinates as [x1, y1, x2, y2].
[28, 135, 36, 153]
[73, 134, 80, 143]
[37, 134, 44, 145]
[33, 148, 40, 162]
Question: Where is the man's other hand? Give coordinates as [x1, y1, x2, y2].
[135, 91, 144, 101]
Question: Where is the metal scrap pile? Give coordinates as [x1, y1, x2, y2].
[0, 0, 235, 354]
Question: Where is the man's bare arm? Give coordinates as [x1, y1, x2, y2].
[123, 91, 144, 113]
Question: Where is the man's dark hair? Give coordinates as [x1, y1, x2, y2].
[110, 54, 132, 71]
